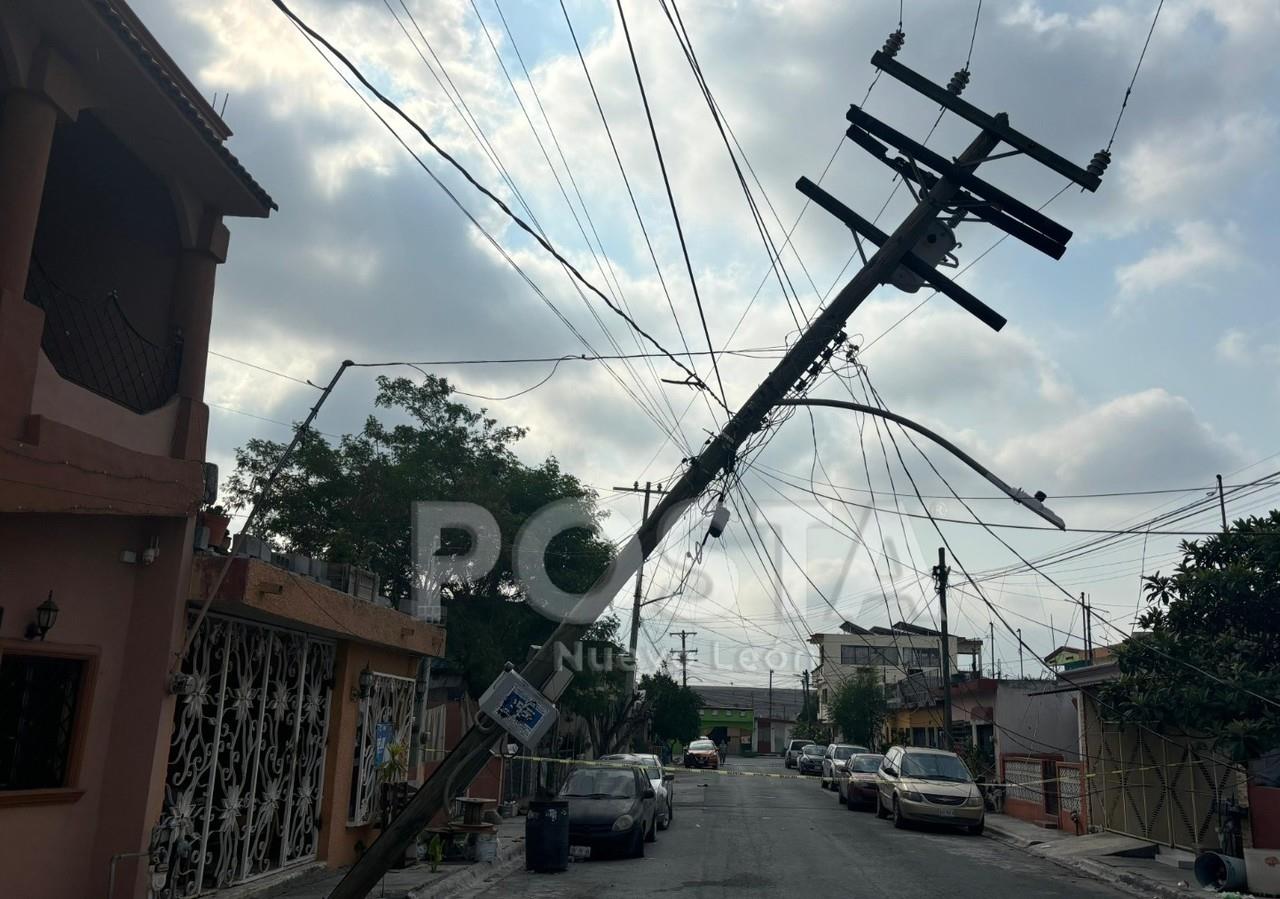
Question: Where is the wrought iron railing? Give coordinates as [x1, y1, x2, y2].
[25, 259, 181, 413]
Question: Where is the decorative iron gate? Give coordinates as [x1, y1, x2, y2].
[347, 672, 416, 827]
[153, 614, 335, 897]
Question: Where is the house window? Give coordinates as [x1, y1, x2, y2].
[841, 645, 900, 666]
[0, 653, 85, 790]
[908, 647, 940, 668]
[348, 672, 416, 826]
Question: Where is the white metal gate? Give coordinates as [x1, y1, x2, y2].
[154, 614, 335, 896]
[347, 672, 416, 827]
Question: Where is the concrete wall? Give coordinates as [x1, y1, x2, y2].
[994, 687, 1080, 762]
[0, 511, 191, 899]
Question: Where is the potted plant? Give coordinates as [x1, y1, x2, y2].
[198, 504, 231, 550]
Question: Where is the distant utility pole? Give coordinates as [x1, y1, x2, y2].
[768, 669, 774, 747]
[1217, 473, 1228, 531]
[1075, 592, 1095, 663]
[934, 547, 954, 751]
[615, 480, 667, 655]
[800, 669, 811, 722]
[990, 621, 997, 678]
[1017, 628, 1024, 679]
[671, 630, 698, 687]
[332, 35, 1106, 895]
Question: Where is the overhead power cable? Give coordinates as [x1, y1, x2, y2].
[487, 0, 691, 447]
[287, 18, 686, 446]
[269, 0, 725, 412]
[615, 0, 728, 411]
[1107, 0, 1165, 152]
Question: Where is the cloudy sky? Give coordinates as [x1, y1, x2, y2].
[135, 0, 1280, 687]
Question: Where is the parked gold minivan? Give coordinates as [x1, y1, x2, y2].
[874, 745, 985, 834]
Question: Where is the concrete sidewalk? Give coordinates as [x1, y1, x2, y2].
[232, 817, 526, 899]
[984, 814, 1201, 898]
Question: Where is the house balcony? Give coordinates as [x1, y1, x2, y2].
[25, 258, 182, 415]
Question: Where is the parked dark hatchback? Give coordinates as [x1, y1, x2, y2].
[560, 764, 657, 858]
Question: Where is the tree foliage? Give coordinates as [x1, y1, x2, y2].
[226, 374, 618, 699]
[639, 669, 703, 746]
[1098, 512, 1280, 761]
[830, 668, 887, 749]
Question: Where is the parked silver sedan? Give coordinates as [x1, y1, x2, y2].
[820, 743, 867, 790]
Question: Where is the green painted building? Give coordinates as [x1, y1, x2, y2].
[698, 706, 754, 755]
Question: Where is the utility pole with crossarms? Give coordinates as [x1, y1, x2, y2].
[330, 34, 1107, 897]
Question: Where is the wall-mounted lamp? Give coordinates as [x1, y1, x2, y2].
[25, 591, 58, 640]
[355, 664, 373, 700]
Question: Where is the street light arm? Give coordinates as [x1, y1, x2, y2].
[775, 397, 1066, 530]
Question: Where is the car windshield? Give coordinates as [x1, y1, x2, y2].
[851, 755, 884, 773]
[802, 745, 824, 756]
[834, 746, 856, 759]
[689, 740, 715, 751]
[560, 768, 636, 799]
[901, 752, 973, 782]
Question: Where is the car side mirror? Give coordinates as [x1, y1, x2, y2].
[662, 773, 674, 782]
[882, 766, 896, 777]
[643, 788, 656, 799]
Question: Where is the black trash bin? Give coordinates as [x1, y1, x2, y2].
[525, 799, 569, 872]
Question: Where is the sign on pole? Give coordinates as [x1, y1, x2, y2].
[477, 669, 558, 748]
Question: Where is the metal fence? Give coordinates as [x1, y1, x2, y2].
[1087, 721, 1240, 852]
[25, 258, 181, 413]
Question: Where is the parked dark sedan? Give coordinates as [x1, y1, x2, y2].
[796, 743, 825, 775]
[560, 764, 657, 858]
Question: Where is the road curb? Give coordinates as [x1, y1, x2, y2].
[983, 826, 1194, 899]
[407, 837, 525, 899]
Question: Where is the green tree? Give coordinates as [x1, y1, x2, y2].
[792, 693, 831, 744]
[226, 374, 617, 699]
[639, 669, 703, 746]
[830, 668, 887, 748]
[1099, 512, 1280, 761]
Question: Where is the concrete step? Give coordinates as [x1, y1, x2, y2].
[1153, 846, 1196, 870]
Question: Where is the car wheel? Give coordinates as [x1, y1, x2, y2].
[875, 793, 889, 819]
[847, 791, 859, 811]
[892, 796, 908, 830]
[667, 800, 674, 824]
[630, 825, 645, 858]
[967, 817, 985, 836]
[645, 814, 657, 843]
[837, 782, 846, 804]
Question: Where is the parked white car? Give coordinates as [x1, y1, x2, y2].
[600, 753, 675, 829]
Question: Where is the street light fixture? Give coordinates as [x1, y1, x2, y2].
[776, 398, 1066, 530]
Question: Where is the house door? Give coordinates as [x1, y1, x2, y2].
[154, 614, 335, 896]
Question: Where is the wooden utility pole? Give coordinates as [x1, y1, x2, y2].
[1079, 592, 1094, 663]
[615, 481, 666, 655]
[934, 547, 954, 750]
[1217, 473, 1228, 531]
[330, 39, 1105, 895]
[671, 630, 698, 687]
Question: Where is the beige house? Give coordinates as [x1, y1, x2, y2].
[810, 621, 982, 721]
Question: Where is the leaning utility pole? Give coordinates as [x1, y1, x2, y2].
[616, 480, 667, 655]
[671, 629, 698, 687]
[331, 35, 1106, 896]
[934, 548, 954, 751]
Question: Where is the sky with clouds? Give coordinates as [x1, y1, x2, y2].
[134, 0, 1280, 687]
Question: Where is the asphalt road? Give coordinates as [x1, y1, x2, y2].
[476, 755, 1134, 898]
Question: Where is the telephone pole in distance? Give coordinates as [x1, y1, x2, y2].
[671, 630, 698, 687]
[615, 481, 667, 656]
